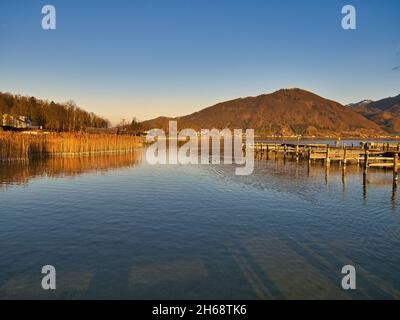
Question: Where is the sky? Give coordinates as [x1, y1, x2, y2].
[0, 0, 399, 124]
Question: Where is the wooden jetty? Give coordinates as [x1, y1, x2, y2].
[244, 142, 400, 180]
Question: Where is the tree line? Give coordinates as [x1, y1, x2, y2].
[116, 118, 143, 136]
[0, 92, 110, 131]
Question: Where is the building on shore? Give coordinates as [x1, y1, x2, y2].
[1, 114, 42, 131]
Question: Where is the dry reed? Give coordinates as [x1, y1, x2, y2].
[0, 131, 144, 161]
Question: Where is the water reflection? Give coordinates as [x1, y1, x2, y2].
[392, 181, 398, 209]
[1, 149, 400, 299]
[202, 157, 399, 209]
[0, 152, 142, 189]
[1, 150, 398, 208]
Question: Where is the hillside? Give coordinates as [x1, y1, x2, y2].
[351, 95, 400, 133]
[0, 92, 110, 132]
[142, 89, 384, 136]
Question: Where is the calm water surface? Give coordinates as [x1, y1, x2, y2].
[1, 149, 400, 299]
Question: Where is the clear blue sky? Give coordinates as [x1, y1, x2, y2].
[0, 0, 399, 124]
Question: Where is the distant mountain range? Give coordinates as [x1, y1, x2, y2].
[142, 88, 396, 137]
[348, 95, 400, 134]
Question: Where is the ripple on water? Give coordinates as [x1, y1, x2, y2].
[0, 153, 400, 299]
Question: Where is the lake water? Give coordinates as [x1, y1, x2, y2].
[1, 149, 400, 299]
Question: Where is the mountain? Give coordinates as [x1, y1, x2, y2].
[347, 100, 374, 108]
[350, 94, 400, 133]
[142, 88, 384, 136]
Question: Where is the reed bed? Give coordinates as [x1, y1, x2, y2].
[0, 132, 144, 161]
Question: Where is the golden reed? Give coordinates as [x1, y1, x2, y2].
[0, 132, 144, 161]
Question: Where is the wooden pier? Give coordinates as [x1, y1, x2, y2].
[244, 142, 400, 181]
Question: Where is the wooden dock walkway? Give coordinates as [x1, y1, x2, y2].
[244, 142, 400, 181]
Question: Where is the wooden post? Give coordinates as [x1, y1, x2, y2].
[262, 144, 266, 160]
[308, 148, 312, 163]
[364, 149, 369, 169]
[342, 164, 347, 193]
[394, 153, 399, 181]
[266, 144, 269, 160]
[392, 180, 398, 209]
[325, 144, 330, 166]
[325, 163, 330, 186]
[343, 145, 347, 166]
[363, 168, 368, 201]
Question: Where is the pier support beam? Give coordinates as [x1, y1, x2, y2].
[325, 145, 330, 166]
[363, 170, 368, 202]
[364, 150, 369, 170]
[392, 180, 398, 209]
[342, 165, 347, 194]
